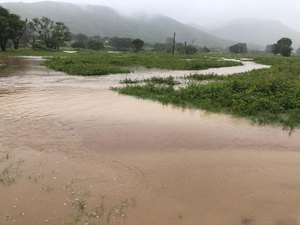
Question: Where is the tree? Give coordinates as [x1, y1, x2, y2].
[176, 43, 185, 54]
[271, 37, 293, 57]
[200, 47, 211, 53]
[0, 7, 26, 51]
[131, 39, 144, 52]
[110, 37, 132, 51]
[22, 21, 38, 46]
[0, 7, 9, 51]
[185, 45, 198, 54]
[153, 43, 166, 52]
[29, 17, 71, 49]
[86, 39, 104, 51]
[296, 47, 300, 55]
[164, 37, 174, 53]
[73, 33, 88, 42]
[71, 40, 86, 49]
[51, 22, 71, 49]
[229, 43, 247, 54]
[7, 14, 26, 49]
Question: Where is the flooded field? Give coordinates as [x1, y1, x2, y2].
[0, 57, 299, 225]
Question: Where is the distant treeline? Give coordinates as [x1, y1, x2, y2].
[71, 33, 211, 54]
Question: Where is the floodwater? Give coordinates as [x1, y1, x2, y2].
[0, 57, 299, 225]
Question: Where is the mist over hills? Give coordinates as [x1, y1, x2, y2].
[0, 1, 233, 48]
[210, 18, 300, 49]
[2, 1, 299, 50]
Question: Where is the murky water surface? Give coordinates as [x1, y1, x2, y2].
[0, 57, 299, 225]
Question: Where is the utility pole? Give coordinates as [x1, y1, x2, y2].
[184, 41, 187, 54]
[172, 32, 176, 56]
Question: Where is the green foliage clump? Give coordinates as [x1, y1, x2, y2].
[271, 37, 293, 57]
[0, 6, 26, 51]
[110, 37, 132, 51]
[24, 17, 71, 50]
[229, 43, 248, 54]
[131, 39, 144, 52]
[43, 56, 130, 76]
[71, 41, 86, 49]
[184, 45, 198, 54]
[120, 78, 141, 84]
[144, 76, 180, 86]
[86, 39, 104, 51]
[186, 73, 226, 81]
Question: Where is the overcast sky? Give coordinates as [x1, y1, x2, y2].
[2, 0, 300, 30]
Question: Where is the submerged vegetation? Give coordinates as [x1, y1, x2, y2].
[144, 76, 180, 86]
[116, 55, 300, 131]
[0, 60, 15, 74]
[185, 73, 226, 81]
[120, 76, 180, 86]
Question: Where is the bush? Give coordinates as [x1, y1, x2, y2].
[31, 42, 48, 50]
[71, 41, 86, 49]
[86, 40, 104, 51]
[229, 43, 248, 54]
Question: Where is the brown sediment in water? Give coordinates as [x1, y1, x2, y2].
[0, 57, 299, 225]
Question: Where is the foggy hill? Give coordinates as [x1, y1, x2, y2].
[210, 18, 300, 49]
[0, 1, 233, 48]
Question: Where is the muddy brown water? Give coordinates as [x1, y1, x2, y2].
[0, 57, 299, 225]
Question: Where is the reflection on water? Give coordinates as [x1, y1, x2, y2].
[0, 56, 299, 225]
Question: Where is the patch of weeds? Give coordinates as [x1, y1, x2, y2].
[72, 214, 82, 224]
[6, 215, 16, 222]
[120, 78, 141, 84]
[0, 160, 24, 186]
[28, 173, 44, 183]
[40, 184, 54, 192]
[64, 180, 79, 192]
[144, 76, 180, 86]
[185, 73, 226, 81]
[0, 65, 15, 74]
[111, 198, 136, 219]
[73, 199, 87, 211]
[87, 196, 106, 220]
[63, 179, 137, 224]
[0, 152, 10, 163]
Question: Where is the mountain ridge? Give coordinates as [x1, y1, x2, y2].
[0, 1, 233, 48]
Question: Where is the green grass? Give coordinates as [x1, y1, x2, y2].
[42, 51, 241, 76]
[120, 76, 180, 86]
[115, 55, 300, 131]
[0, 66, 16, 74]
[0, 59, 15, 74]
[120, 78, 141, 84]
[144, 76, 180, 86]
[185, 73, 226, 81]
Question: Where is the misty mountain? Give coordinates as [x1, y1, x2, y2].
[210, 18, 300, 49]
[0, 1, 233, 48]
